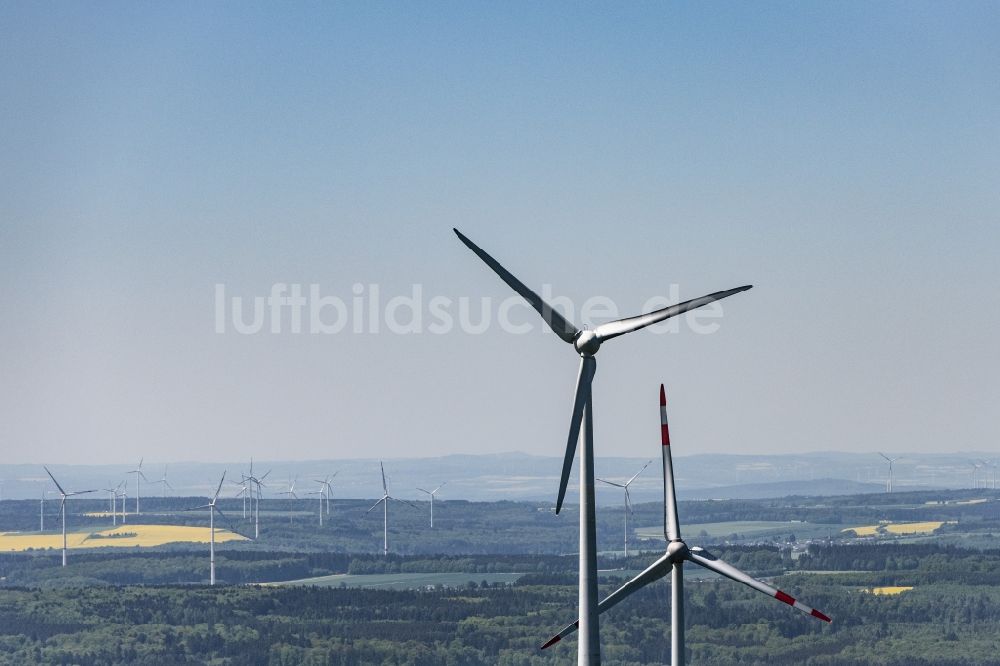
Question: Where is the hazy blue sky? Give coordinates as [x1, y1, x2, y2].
[1, 2, 997, 464]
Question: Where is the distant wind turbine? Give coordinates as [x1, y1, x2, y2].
[102, 482, 124, 526]
[189, 472, 229, 586]
[155, 466, 173, 498]
[246, 466, 271, 539]
[116, 485, 128, 524]
[233, 477, 249, 519]
[43, 466, 96, 567]
[278, 477, 299, 524]
[454, 228, 752, 665]
[597, 460, 651, 559]
[416, 482, 446, 528]
[542, 385, 831, 664]
[128, 458, 148, 515]
[315, 473, 337, 516]
[366, 461, 416, 555]
[878, 453, 902, 493]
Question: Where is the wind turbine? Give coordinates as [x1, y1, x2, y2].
[246, 465, 271, 539]
[156, 466, 173, 498]
[116, 485, 128, 524]
[597, 460, 651, 559]
[455, 228, 751, 665]
[307, 487, 325, 526]
[315, 473, 337, 516]
[43, 466, 96, 567]
[416, 482, 446, 528]
[541, 385, 831, 664]
[366, 461, 416, 555]
[190, 472, 229, 586]
[102, 482, 124, 526]
[234, 478, 250, 519]
[40, 488, 55, 532]
[128, 458, 148, 515]
[278, 477, 299, 524]
[878, 453, 902, 493]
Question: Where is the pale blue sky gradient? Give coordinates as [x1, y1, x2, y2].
[1, 2, 998, 463]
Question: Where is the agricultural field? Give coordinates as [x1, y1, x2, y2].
[842, 521, 948, 537]
[0, 524, 246, 552]
[636, 520, 831, 543]
[869, 586, 914, 595]
[274, 571, 525, 589]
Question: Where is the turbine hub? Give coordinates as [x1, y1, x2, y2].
[574, 330, 601, 356]
[666, 539, 689, 564]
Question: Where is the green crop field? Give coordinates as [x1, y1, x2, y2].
[272, 571, 525, 589]
[635, 520, 832, 542]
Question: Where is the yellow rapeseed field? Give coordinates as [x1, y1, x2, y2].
[0, 524, 246, 552]
[884, 521, 945, 534]
[843, 521, 947, 537]
[845, 525, 880, 536]
[869, 586, 914, 595]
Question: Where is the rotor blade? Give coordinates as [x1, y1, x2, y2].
[432, 482, 446, 494]
[556, 355, 596, 514]
[661, 384, 681, 542]
[43, 466, 67, 496]
[625, 460, 653, 487]
[541, 553, 672, 649]
[416, 488, 431, 495]
[593, 285, 752, 343]
[390, 496, 419, 510]
[212, 506, 240, 534]
[380, 461, 388, 495]
[66, 490, 97, 496]
[596, 478, 625, 488]
[878, 452, 891, 462]
[186, 504, 212, 510]
[453, 228, 580, 343]
[686, 547, 831, 623]
[365, 497, 388, 514]
[212, 472, 227, 502]
[624, 486, 633, 515]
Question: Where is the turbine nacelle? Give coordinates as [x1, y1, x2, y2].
[666, 539, 689, 564]
[573, 329, 601, 356]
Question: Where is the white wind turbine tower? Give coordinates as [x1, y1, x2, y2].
[455, 228, 751, 666]
[597, 460, 651, 559]
[542, 385, 831, 664]
[128, 458, 148, 516]
[307, 487, 325, 526]
[315, 473, 336, 517]
[102, 482, 124, 526]
[43, 466, 96, 567]
[278, 477, 299, 525]
[40, 488, 55, 532]
[234, 478, 250, 519]
[116, 485, 128, 524]
[246, 466, 271, 539]
[366, 461, 416, 555]
[970, 461, 982, 489]
[878, 453, 902, 493]
[416, 482, 446, 528]
[156, 466, 174, 498]
[190, 472, 229, 586]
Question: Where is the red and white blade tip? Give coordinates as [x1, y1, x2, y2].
[540, 621, 578, 650]
[775, 589, 831, 623]
[659, 384, 670, 447]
